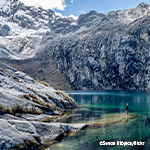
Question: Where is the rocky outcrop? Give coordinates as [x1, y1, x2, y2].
[0, 119, 40, 150]
[0, 24, 10, 36]
[32, 122, 87, 143]
[0, 62, 82, 149]
[0, 61, 76, 113]
[0, 119, 87, 149]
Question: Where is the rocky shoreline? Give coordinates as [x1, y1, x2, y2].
[0, 62, 88, 149]
[0, 118, 88, 149]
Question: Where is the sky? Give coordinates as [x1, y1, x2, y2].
[20, 0, 150, 18]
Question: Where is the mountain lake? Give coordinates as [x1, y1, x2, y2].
[44, 90, 150, 150]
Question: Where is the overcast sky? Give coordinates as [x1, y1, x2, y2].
[20, 0, 150, 17]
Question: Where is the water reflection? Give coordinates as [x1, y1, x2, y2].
[47, 91, 150, 150]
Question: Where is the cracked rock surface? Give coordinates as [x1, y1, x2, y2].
[0, 119, 87, 149]
[0, 62, 80, 149]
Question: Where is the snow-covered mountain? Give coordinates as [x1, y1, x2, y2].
[0, 1, 150, 59]
[0, 0, 78, 37]
[1, 1, 150, 90]
[0, 0, 78, 59]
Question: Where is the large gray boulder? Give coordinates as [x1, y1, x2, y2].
[0, 119, 88, 149]
[0, 119, 40, 150]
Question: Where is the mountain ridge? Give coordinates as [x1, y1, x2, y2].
[1, 1, 150, 90]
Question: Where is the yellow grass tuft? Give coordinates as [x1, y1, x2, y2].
[55, 90, 76, 104]
[22, 94, 56, 111]
[0, 104, 42, 115]
[22, 94, 30, 100]
[36, 80, 50, 87]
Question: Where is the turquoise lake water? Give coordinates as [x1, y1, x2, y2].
[47, 91, 150, 150]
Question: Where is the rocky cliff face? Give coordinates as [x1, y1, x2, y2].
[1, 1, 150, 90]
[49, 15, 150, 90]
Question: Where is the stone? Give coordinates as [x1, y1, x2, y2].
[0, 118, 88, 149]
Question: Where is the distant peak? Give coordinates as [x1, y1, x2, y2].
[89, 10, 98, 15]
[0, 0, 19, 7]
[3, 0, 18, 2]
[138, 2, 149, 8]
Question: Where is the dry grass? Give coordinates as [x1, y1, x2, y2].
[36, 80, 50, 87]
[46, 103, 56, 110]
[0, 105, 6, 115]
[0, 104, 42, 115]
[0, 105, 4, 109]
[24, 106, 42, 115]
[12, 104, 42, 115]
[46, 94, 59, 108]
[29, 94, 37, 99]
[12, 76, 20, 82]
[0, 105, 12, 114]
[55, 90, 76, 104]
[11, 104, 24, 114]
[22, 94, 56, 111]
[22, 91, 76, 112]
[22, 94, 45, 105]
[22, 94, 31, 100]
[27, 87, 32, 91]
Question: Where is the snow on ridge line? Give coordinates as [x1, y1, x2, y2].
[68, 14, 78, 20]
[55, 12, 78, 20]
[0, 18, 50, 37]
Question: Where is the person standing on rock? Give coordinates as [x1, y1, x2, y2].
[126, 103, 129, 116]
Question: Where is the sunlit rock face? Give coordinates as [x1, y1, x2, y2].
[1, 1, 150, 90]
[0, 61, 78, 149]
[0, 119, 87, 149]
[0, 62, 76, 113]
